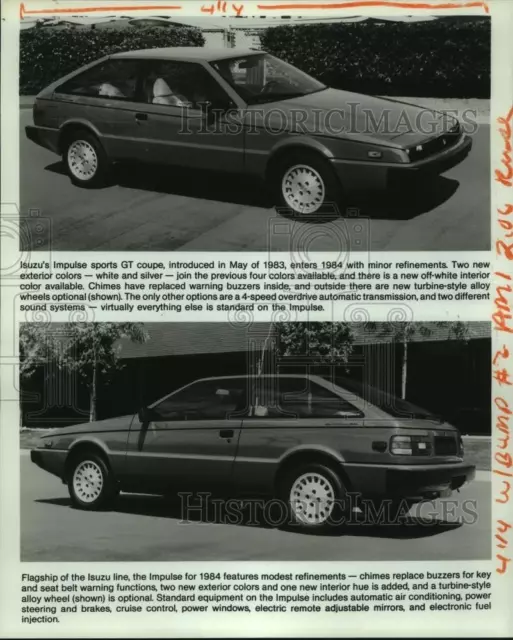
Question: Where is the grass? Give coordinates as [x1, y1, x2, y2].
[462, 437, 491, 471]
[20, 429, 46, 450]
[19, 430, 492, 471]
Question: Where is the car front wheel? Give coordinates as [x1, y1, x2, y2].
[282, 463, 346, 533]
[64, 131, 111, 188]
[274, 153, 344, 217]
[68, 453, 116, 510]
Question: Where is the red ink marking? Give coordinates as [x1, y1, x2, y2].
[494, 368, 513, 387]
[20, 2, 181, 19]
[496, 480, 511, 504]
[493, 273, 513, 334]
[496, 108, 513, 187]
[496, 553, 511, 574]
[257, 1, 489, 14]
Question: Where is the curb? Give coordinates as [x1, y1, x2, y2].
[383, 96, 490, 122]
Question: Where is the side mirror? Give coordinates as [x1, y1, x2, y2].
[198, 99, 212, 113]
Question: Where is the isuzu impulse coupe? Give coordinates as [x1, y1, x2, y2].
[26, 47, 472, 216]
[31, 374, 475, 533]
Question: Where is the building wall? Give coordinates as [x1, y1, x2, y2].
[21, 338, 490, 434]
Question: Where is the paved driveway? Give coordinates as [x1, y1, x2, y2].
[21, 454, 491, 562]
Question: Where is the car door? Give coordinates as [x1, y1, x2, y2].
[125, 378, 248, 494]
[132, 59, 245, 172]
[233, 376, 365, 494]
[53, 57, 150, 160]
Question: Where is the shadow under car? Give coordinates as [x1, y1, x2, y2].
[35, 493, 464, 541]
[42, 160, 460, 223]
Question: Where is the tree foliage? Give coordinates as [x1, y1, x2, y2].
[260, 19, 490, 98]
[20, 26, 205, 95]
[276, 322, 354, 363]
[20, 323, 149, 421]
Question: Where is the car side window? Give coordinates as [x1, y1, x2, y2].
[252, 378, 364, 419]
[141, 60, 232, 110]
[151, 379, 247, 421]
[57, 59, 140, 101]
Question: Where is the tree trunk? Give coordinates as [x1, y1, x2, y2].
[254, 324, 274, 414]
[401, 339, 408, 400]
[89, 359, 97, 422]
[257, 323, 274, 376]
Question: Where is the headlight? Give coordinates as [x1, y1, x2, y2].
[390, 434, 432, 456]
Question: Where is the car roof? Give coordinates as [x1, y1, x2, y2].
[195, 374, 328, 383]
[111, 47, 262, 62]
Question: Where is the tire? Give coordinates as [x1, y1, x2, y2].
[67, 452, 117, 511]
[272, 151, 345, 218]
[280, 462, 347, 534]
[63, 130, 111, 188]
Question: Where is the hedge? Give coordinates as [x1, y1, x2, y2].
[260, 19, 490, 98]
[20, 26, 205, 95]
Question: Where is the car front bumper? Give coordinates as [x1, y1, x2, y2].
[343, 461, 476, 500]
[25, 125, 60, 154]
[331, 133, 473, 194]
[30, 448, 67, 480]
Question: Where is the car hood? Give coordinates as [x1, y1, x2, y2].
[42, 414, 135, 438]
[248, 88, 454, 148]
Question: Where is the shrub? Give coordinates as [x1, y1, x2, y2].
[260, 19, 490, 98]
[20, 26, 205, 95]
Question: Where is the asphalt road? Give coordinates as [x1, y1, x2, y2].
[21, 454, 491, 562]
[20, 110, 490, 252]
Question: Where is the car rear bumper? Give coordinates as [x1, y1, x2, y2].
[343, 461, 476, 500]
[30, 448, 67, 480]
[25, 125, 60, 154]
[331, 134, 472, 194]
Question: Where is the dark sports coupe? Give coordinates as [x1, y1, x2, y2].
[31, 374, 475, 533]
[26, 47, 472, 216]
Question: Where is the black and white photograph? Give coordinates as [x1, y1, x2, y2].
[20, 14, 490, 252]
[21, 320, 491, 561]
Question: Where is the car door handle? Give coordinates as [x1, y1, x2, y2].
[219, 429, 234, 439]
[135, 113, 148, 122]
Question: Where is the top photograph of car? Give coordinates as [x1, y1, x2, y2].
[20, 16, 490, 251]
[26, 47, 472, 216]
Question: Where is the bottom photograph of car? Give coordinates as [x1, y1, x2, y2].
[20, 321, 491, 561]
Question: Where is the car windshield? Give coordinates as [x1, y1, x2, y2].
[210, 53, 326, 105]
[335, 377, 442, 422]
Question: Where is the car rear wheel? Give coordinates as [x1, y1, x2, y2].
[281, 462, 346, 533]
[64, 131, 111, 188]
[273, 152, 344, 217]
[68, 453, 116, 510]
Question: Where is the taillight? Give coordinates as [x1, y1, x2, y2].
[459, 435, 464, 457]
[390, 434, 432, 456]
